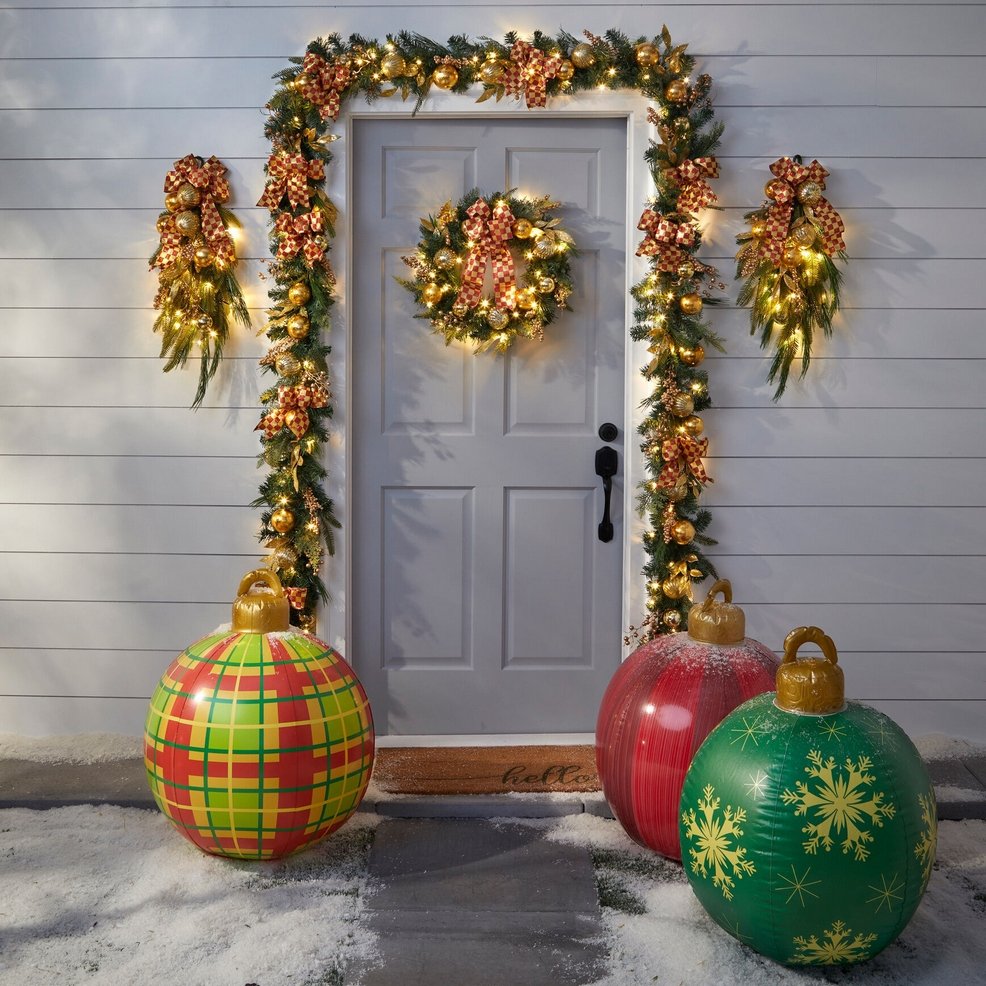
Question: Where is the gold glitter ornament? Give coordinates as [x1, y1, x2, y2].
[797, 180, 823, 205]
[765, 178, 788, 201]
[663, 609, 683, 629]
[487, 308, 510, 331]
[452, 300, 469, 318]
[287, 282, 311, 306]
[286, 314, 310, 340]
[682, 415, 704, 437]
[513, 218, 534, 239]
[193, 245, 215, 269]
[270, 508, 295, 533]
[790, 223, 817, 247]
[679, 293, 703, 315]
[571, 43, 596, 68]
[678, 344, 705, 366]
[516, 289, 536, 310]
[275, 354, 301, 377]
[534, 236, 556, 259]
[380, 52, 406, 79]
[635, 43, 659, 67]
[479, 61, 504, 85]
[432, 64, 459, 90]
[434, 247, 457, 269]
[164, 193, 181, 213]
[536, 276, 555, 294]
[671, 519, 696, 545]
[421, 283, 442, 305]
[556, 60, 575, 81]
[664, 79, 689, 103]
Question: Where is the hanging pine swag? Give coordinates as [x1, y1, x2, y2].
[257, 27, 724, 635]
[399, 189, 576, 353]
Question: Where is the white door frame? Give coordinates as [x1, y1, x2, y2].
[323, 90, 656, 743]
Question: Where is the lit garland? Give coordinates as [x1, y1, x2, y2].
[400, 190, 575, 353]
[736, 156, 846, 400]
[258, 27, 723, 634]
[150, 155, 249, 408]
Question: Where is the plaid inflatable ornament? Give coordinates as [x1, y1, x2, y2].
[144, 569, 374, 860]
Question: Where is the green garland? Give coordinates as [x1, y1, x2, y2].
[736, 156, 846, 401]
[257, 26, 723, 636]
[399, 189, 576, 353]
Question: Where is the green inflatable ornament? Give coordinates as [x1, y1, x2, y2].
[679, 626, 937, 967]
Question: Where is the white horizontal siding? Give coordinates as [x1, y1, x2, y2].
[2, 0, 983, 740]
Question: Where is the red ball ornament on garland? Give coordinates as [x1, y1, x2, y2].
[144, 570, 374, 860]
[595, 580, 778, 860]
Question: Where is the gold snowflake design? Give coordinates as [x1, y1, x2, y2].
[791, 919, 878, 965]
[867, 872, 904, 913]
[781, 750, 896, 861]
[818, 718, 847, 742]
[730, 715, 767, 751]
[775, 864, 821, 907]
[914, 789, 938, 888]
[681, 783, 756, 900]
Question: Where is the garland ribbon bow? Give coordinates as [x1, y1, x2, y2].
[257, 153, 326, 211]
[160, 154, 234, 265]
[456, 198, 517, 309]
[657, 435, 711, 489]
[283, 586, 307, 612]
[503, 40, 562, 109]
[257, 382, 330, 439]
[298, 52, 352, 121]
[668, 157, 719, 215]
[635, 209, 697, 271]
[762, 157, 845, 264]
[275, 210, 327, 266]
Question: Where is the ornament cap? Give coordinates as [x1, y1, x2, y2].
[687, 579, 745, 645]
[776, 625, 846, 714]
[232, 568, 291, 634]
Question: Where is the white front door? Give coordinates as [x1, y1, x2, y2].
[351, 116, 627, 735]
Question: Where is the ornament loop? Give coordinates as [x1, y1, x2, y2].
[687, 578, 745, 645]
[776, 625, 845, 715]
[233, 569, 291, 634]
[702, 578, 732, 607]
[782, 625, 838, 666]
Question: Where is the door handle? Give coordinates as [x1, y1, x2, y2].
[594, 446, 618, 543]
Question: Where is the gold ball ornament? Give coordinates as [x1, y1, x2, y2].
[671, 519, 696, 545]
[513, 218, 534, 239]
[672, 393, 695, 417]
[536, 276, 555, 294]
[193, 245, 215, 269]
[270, 508, 296, 534]
[678, 343, 705, 366]
[516, 289, 536, 311]
[662, 609, 683, 630]
[679, 293, 703, 315]
[275, 354, 301, 377]
[479, 61, 505, 85]
[533, 235, 556, 259]
[571, 43, 596, 69]
[556, 60, 575, 81]
[664, 79, 689, 103]
[452, 300, 469, 318]
[380, 52, 407, 79]
[487, 308, 510, 332]
[156, 215, 170, 234]
[267, 538, 298, 572]
[674, 117, 691, 134]
[421, 283, 443, 305]
[434, 247, 457, 270]
[297, 612, 317, 634]
[661, 576, 687, 600]
[677, 260, 696, 279]
[176, 183, 201, 209]
[635, 43, 659, 67]
[765, 178, 788, 201]
[175, 210, 200, 237]
[286, 314, 310, 340]
[431, 64, 459, 90]
[782, 244, 802, 268]
[287, 282, 311, 306]
[164, 193, 181, 213]
[666, 482, 688, 504]
[194, 313, 213, 330]
[797, 180, 823, 205]
[790, 223, 817, 247]
[682, 414, 704, 437]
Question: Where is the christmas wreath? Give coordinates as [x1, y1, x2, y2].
[400, 189, 576, 353]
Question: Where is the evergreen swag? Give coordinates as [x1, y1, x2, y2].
[258, 26, 724, 635]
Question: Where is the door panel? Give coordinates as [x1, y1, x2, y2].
[352, 117, 627, 734]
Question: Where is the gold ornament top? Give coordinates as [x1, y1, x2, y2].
[775, 625, 846, 715]
[232, 569, 290, 634]
[687, 579, 745, 645]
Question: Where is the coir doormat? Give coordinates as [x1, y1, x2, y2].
[373, 745, 600, 794]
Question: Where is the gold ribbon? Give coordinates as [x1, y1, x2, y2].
[635, 209, 696, 271]
[667, 157, 719, 215]
[257, 153, 325, 212]
[455, 198, 517, 309]
[298, 52, 352, 121]
[657, 435, 711, 489]
[502, 40, 561, 109]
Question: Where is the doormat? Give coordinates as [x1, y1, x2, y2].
[373, 745, 600, 795]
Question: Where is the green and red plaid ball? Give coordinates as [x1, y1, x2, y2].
[145, 627, 374, 860]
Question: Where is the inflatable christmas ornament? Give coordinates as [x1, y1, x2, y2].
[680, 626, 936, 967]
[144, 569, 374, 860]
[596, 580, 778, 860]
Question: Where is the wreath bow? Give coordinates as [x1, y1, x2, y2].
[283, 586, 307, 612]
[762, 157, 845, 264]
[256, 382, 330, 439]
[257, 153, 325, 211]
[668, 157, 719, 215]
[298, 52, 352, 121]
[635, 209, 696, 272]
[276, 210, 328, 266]
[158, 155, 235, 265]
[456, 198, 517, 309]
[658, 435, 711, 489]
[503, 41, 561, 109]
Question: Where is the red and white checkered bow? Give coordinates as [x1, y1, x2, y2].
[658, 435, 711, 489]
[298, 52, 352, 122]
[455, 198, 517, 310]
[276, 210, 327, 267]
[256, 382, 330, 439]
[668, 157, 719, 215]
[257, 153, 325, 212]
[283, 586, 307, 611]
[159, 154, 235, 264]
[502, 40, 562, 109]
[761, 157, 845, 265]
[636, 209, 697, 271]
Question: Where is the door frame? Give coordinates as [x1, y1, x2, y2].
[323, 90, 657, 742]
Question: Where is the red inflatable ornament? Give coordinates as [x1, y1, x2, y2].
[596, 580, 778, 860]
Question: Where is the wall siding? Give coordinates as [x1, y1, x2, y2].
[2, 1, 983, 740]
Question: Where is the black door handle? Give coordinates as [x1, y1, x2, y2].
[594, 446, 618, 543]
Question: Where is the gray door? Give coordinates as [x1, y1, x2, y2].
[351, 116, 627, 734]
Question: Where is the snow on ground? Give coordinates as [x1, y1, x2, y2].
[0, 806, 380, 986]
[0, 733, 142, 764]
